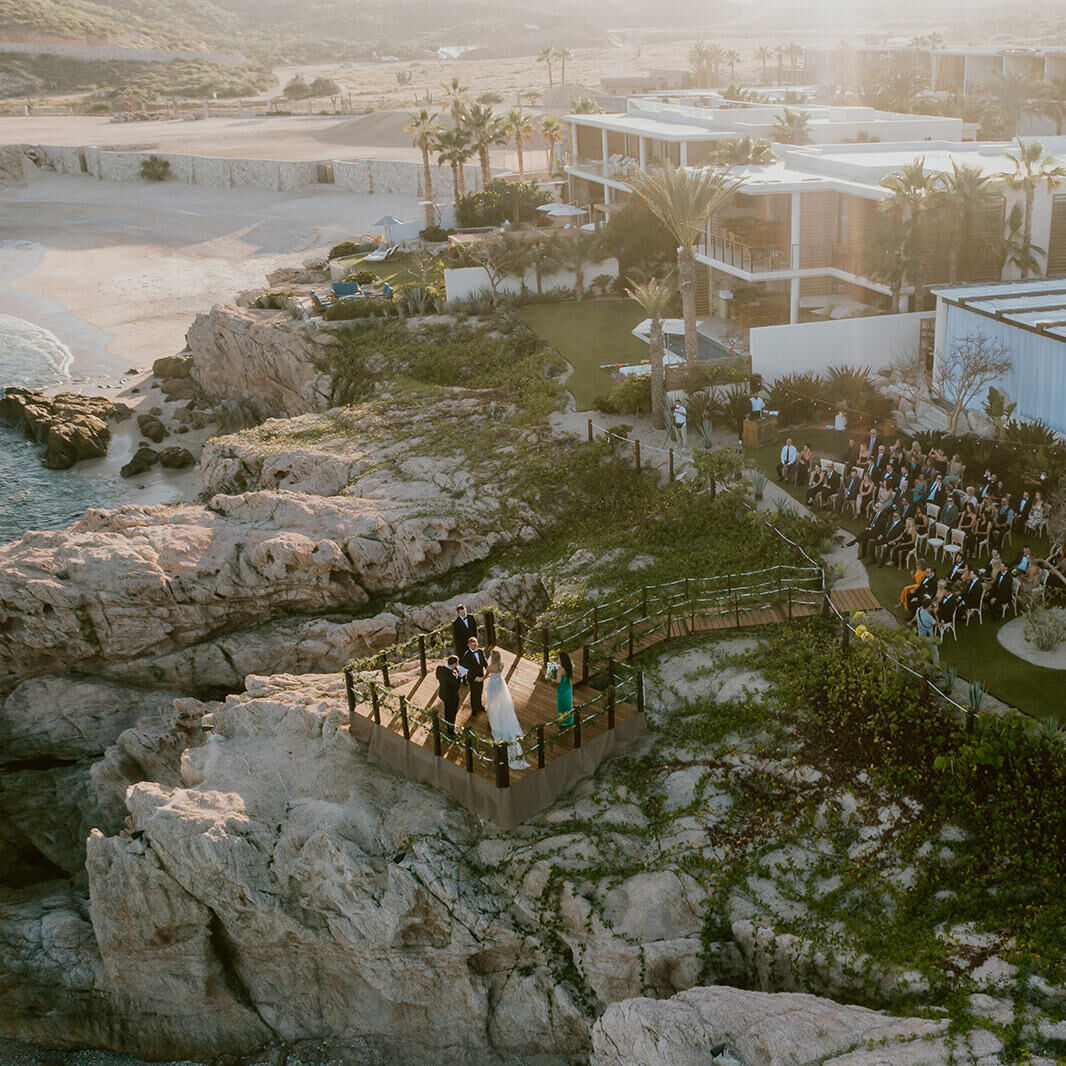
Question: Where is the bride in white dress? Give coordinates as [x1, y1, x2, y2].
[484, 650, 530, 769]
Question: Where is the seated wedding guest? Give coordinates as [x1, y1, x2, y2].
[793, 442, 813, 485]
[805, 463, 827, 506]
[891, 516, 919, 569]
[1015, 490, 1032, 528]
[947, 554, 968, 586]
[857, 440, 872, 467]
[899, 558, 928, 608]
[777, 438, 798, 481]
[962, 484, 979, 510]
[929, 445, 950, 476]
[973, 506, 993, 554]
[939, 495, 961, 531]
[931, 577, 950, 612]
[888, 439, 904, 465]
[820, 465, 842, 510]
[992, 498, 1014, 547]
[877, 509, 906, 566]
[913, 507, 929, 537]
[1012, 545, 1034, 579]
[910, 474, 927, 506]
[907, 566, 939, 617]
[1026, 491, 1046, 533]
[988, 561, 1015, 614]
[926, 473, 947, 506]
[957, 502, 978, 555]
[840, 467, 862, 512]
[906, 439, 923, 472]
[853, 501, 890, 558]
[981, 549, 1004, 585]
[937, 585, 963, 626]
[844, 438, 861, 468]
[961, 567, 984, 614]
[854, 472, 876, 517]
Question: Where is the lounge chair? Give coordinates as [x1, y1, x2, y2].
[310, 291, 331, 311]
[372, 282, 394, 301]
[365, 244, 397, 262]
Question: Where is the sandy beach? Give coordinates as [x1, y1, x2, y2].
[0, 157, 422, 514]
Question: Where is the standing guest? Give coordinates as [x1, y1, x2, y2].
[867, 427, 879, 456]
[672, 400, 688, 448]
[435, 655, 463, 738]
[461, 637, 488, 717]
[452, 604, 478, 656]
[777, 438, 798, 481]
[870, 444, 888, 481]
[845, 437, 861, 468]
[555, 651, 575, 727]
[793, 442, 813, 486]
[915, 596, 940, 666]
[749, 390, 765, 419]
[906, 440, 923, 472]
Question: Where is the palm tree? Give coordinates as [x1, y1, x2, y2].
[539, 115, 564, 176]
[715, 135, 775, 166]
[998, 202, 1046, 278]
[433, 126, 474, 204]
[754, 46, 773, 83]
[688, 41, 711, 89]
[504, 107, 534, 178]
[404, 108, 441, 205]
[723, 49, 741, 81]
[772, 108, 812, 145]
[864, 210, 921, 312]
[936, 163, 1003, 282]
[786, 43, 805, 82]
[879, 157, 938, 304]
[707, 43, 724, 85]
[537, 46, 555, 88]
[555, 48, 572, 87]
[980, 71, 1047, 139]
[570, 97, 602, 114]
[626, 277, 675, 427]
[1003, 137, 1066, 279]
[774, 44, 787, 83]
[873, 56, 928, 113]
[441, 77, 469, 121]
[631, 164, 743, 365]
[462, 102, 507, 186]
[553, 230, 602, 301]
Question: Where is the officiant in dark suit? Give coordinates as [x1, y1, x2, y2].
[435, 655, 463, 738]
[461, 637, 487, 716]
[452, 604, 478, 656]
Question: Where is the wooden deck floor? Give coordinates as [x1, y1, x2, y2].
[351, 647, 639, 782]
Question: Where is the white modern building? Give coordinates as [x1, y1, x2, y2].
[933, 279, 1066, 436]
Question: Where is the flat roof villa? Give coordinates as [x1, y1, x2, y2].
[567, 128, 1066, 332]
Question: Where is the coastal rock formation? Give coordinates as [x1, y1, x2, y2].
[590, 986, 1004, 1065]
[186, 305, 334, 424]
[0, 490, 506, 689]
[0, 388, 132, 469]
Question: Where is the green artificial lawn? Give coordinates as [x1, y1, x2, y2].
[746, 424, 1066, 723]
[521, 299, 651, 409]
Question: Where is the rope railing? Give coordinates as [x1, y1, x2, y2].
[585, 418, 698, 481]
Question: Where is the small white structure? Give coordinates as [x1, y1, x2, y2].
[933, 279, 1066, 436]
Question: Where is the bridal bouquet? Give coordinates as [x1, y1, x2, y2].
[544, 661, 560, 682]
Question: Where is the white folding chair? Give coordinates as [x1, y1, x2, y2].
[926, 502, 941, 522]
[938, 615, 958, 642]
[942, 527, 966, 568]
[964, 587, 985, 626]
[926, 522, 948, 562]
[833, 461, 845, 477]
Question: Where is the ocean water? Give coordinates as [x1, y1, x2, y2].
[0, 315, 126, 544]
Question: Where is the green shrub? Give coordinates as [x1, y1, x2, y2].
[595, 374, 652, 415]
[343, 270, 378, 285]
[1024, 605, 1066, 651]
[456, 178, 551, 227]
[328, 241, 362, 260]
[323, 299, 391, 321]
[140, 154, 170, 182]
[420, 225, 453, 242]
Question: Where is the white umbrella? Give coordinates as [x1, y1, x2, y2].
[543, 203, 588, 217]
[373, 214, 408, 244]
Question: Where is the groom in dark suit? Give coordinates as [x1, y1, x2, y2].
[435, 655, 462, 738]
[452, 604, 478, 656]
[461, 636, 487, 716]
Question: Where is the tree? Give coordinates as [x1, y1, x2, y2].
[754, 46, 773, 83]
[504, 107, 533, 179]
[1003, 137, 1066, 279]
[308, 77, 341, 98]
[935, 163, 1002, 282]
[786, 43, 805, 82]
[935, 331, 1013, 435]
[626, 277, 675, 427]
[453, 233, 528, 304]
[555, 48, 572, 86]
[433, 126, 474, 204]
[997, 202, 1046, 278]
[707, 43, 724, 85]
[570, 96, 602, 114]
[404, 108, 441, 205]
[723, 49, 741, 81]
[283, 76, 310, 100]
[714, 135, 775, 166]
[774, 44, 787, 82]
[539, 116, 564, 176]
[864, 210, 921, 312]
[980, 71, 1048, 139]
[600, 197, 678, 279]
[870, 55, 928, 113]
[441, 77, 469, 120]
[538, 46, 556, 88]
[462, 102, 508, 186]
[688, 41, 710, 88]
[552, 230, 603, 301]
[772, 108, 811, 145]
[878, 156, 938, 305]
[631, 164, 743, 365]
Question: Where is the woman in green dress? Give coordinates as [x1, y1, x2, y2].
[556, 651, 574, 727]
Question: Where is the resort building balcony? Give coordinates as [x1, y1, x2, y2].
[700, 233, 796, 274]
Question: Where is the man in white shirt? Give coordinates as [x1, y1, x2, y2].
[672, 401, 687, 448]
[749, 393, 765, 419]
[777, 438, 798, 481]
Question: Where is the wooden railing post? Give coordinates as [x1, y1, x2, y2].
[587, 418, 593, 442]
[581, 645, 590, 685]
[537, 724, 546, 769]
[432, 710, 442, 756]
[665, 607, 672, 640]
[634, 438, 641, 471]
[484, 609, 496, 648]
[379, 653, 390, 688]
[370, 682, 381, 725]
[399, 695, 410, 740]
[669, 449, 675, 482]
[543, 627, 550, 668]
[495, 744, 510, 788]
[607, 658, 616, 730]
[465, 732, 474, 773]
[343, 667, 356, 718]
[636, 670, 645, 716]
[787, 587, 793, 621]
[419, 636, 427, 677]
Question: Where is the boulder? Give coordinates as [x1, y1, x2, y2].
[151, 353, 193, 380]
[120, 444, 159, 478]
[160, 377, 199, 402]
[137, 414, 168, 443]
[156, 446, 196, 470]
[0, 388, 131, 469]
